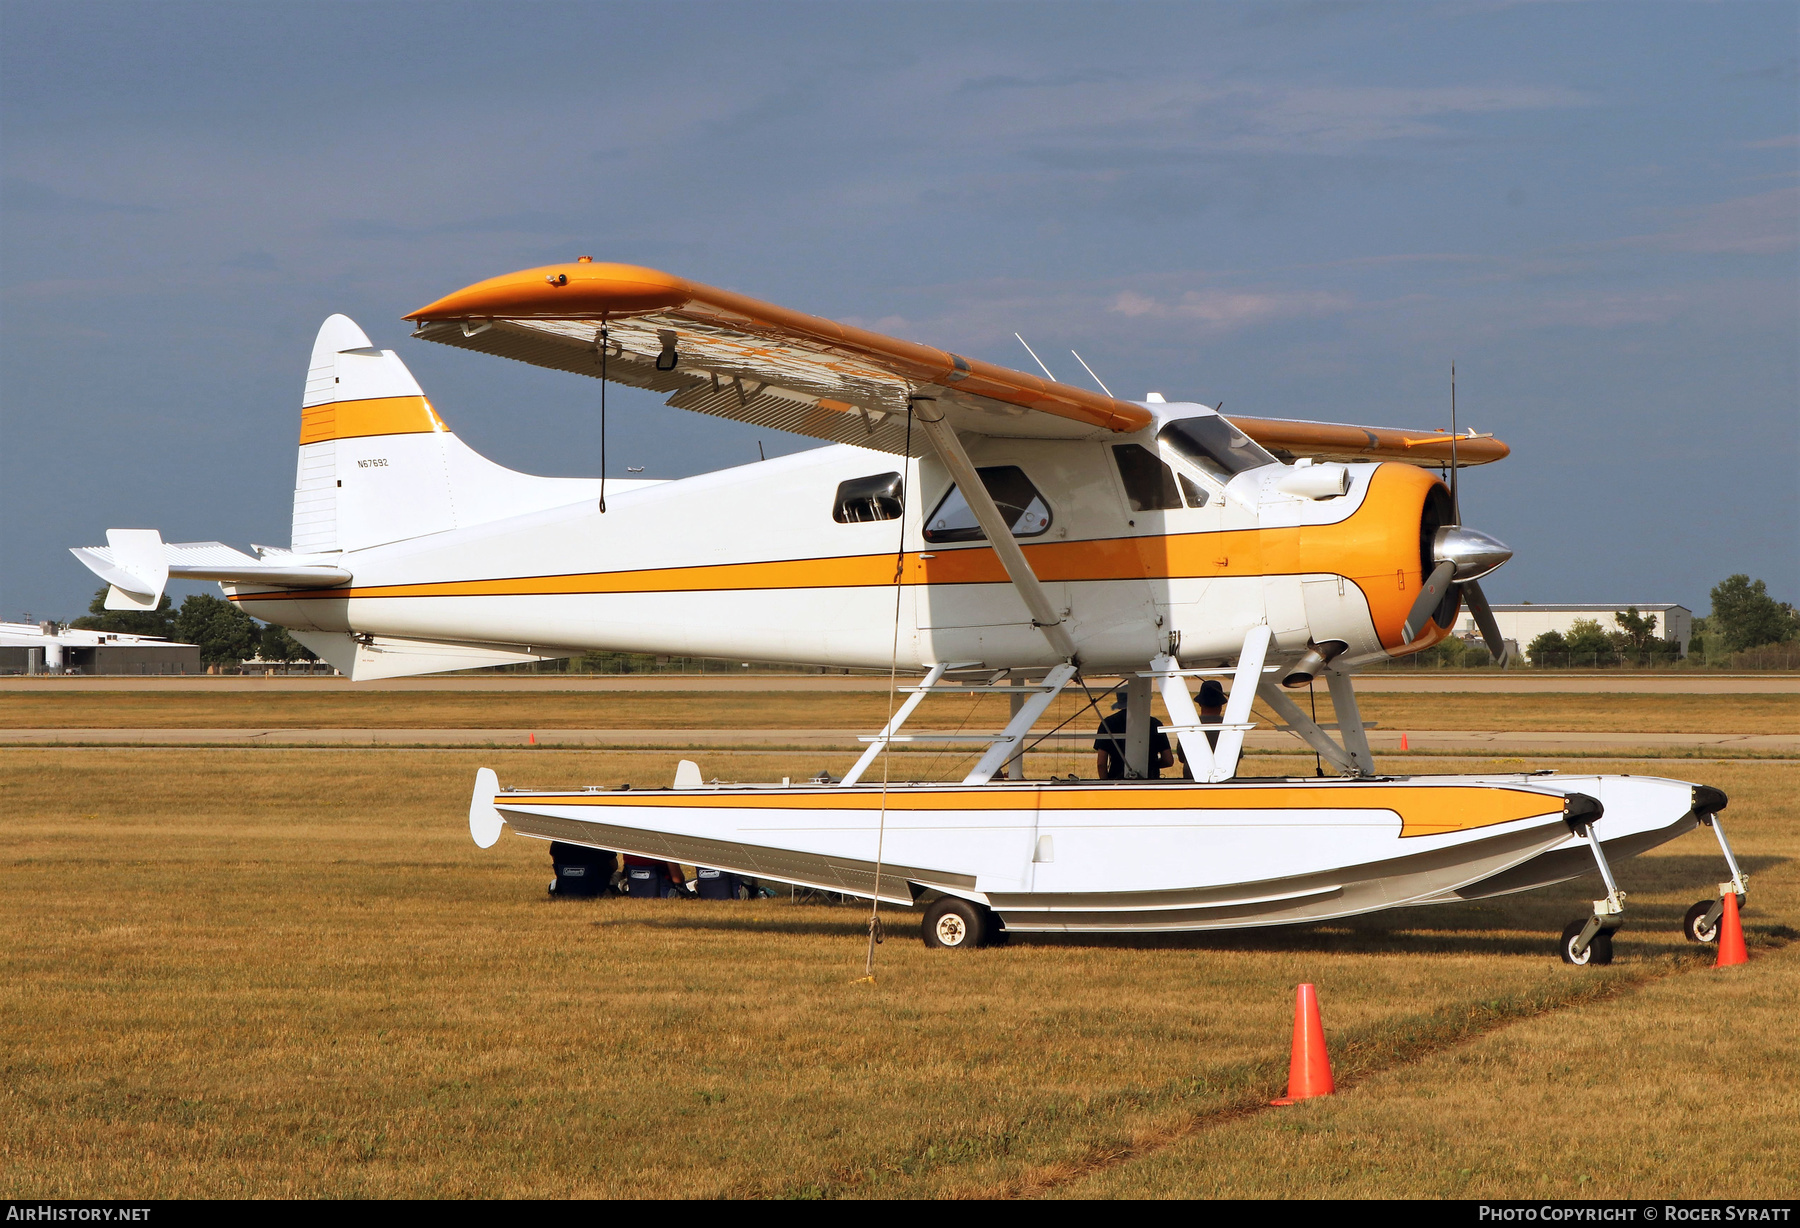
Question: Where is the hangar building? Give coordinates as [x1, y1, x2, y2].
[0, 621, 203, 675]
[1458, 604, 1693, 658]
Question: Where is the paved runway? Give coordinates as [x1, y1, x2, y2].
[7, 726, 1796, 754]
[3, 673, 1796, 693]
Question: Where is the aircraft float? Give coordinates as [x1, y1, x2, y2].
[72, 259, 1748, 963]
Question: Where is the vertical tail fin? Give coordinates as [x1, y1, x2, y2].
[292, 315, 620, 555]
[292, 315, 455, 553]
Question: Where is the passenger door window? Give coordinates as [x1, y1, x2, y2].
[924, 466, 1053, 543]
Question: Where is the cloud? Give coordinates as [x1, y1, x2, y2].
[1727, 58, 1797, 83]
[934, 75, 1591, 163]
[1639, 187, 1799, 255]
[1741, 135, 1800, 149]
[221, 250, 277, 271]
[1109, 286, 1355, 331]
[1527, 292, 1689, 329]
[1, 177, 159, 215]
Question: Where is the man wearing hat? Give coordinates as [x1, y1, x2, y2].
[1177, 680, 1228, 779]
[1093, 685, 1174, 780]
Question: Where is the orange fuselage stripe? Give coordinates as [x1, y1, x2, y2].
[503, 782, 1563, 839]
[234, 464, 1442, 649]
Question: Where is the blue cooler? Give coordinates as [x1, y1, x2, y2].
[695, 867, 741, 900]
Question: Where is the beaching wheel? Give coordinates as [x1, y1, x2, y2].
[1559, 919, 1613, 966]
[1683, 900, 1720, 943]
[923, 897, 988, 949]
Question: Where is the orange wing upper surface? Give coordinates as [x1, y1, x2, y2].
[405, 260, 1507, 466]
[1229, 416, 1509, 466]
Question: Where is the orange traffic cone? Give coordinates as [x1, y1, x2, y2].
[1270, 983, 1335, 1106]
[1400, 733, 1409, 751]
[1715, 893, 1748, 968]
[529, 733, 536, 745]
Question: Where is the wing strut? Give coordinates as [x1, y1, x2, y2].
[910, 404, 1078, 662]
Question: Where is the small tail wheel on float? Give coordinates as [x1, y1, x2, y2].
[1683, 900, 1719, 944]
[1682, 894, 1747, 944]
[1560, 918, 1614, 966]
[922, 897, 1002, 949]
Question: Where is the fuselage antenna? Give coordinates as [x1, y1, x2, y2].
[1070, 349, 1114, 397]
[1014, 333, 1057, 383]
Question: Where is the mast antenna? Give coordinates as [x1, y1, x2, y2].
[1070, 349, 1113, 397]
[1450, 360, 1459, 524]
[1014, 333, 1057, 382]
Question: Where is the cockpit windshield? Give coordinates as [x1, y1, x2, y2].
[1157, 415, 1277, 482]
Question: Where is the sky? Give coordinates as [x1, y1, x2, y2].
[3, 0, 1796, 622]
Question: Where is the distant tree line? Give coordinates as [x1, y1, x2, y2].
[1526, 575, 1799, 668]
[70, 588, 318, 668]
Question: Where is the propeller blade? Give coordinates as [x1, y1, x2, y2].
[1402, 560, 1457, 645]
[1462, 578, 1509, 667]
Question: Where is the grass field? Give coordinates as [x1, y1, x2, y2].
[2, 736, 1795, 1198]
[3, 688, 1796, 734]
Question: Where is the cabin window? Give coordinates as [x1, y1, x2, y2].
[923, 466, 1053, 543]
[1158, 415, 1277, 482]
[1112, 444, 1184, 511]
[832, 472, 904, 523]
[1177, 473, 1209, 507]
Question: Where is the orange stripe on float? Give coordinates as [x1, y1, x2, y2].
[502, 783, 1562, 838]
[299, 396, 443, 445]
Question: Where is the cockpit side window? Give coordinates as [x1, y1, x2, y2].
[1177, 473, 1209, 507]
[1112, 444, 1184, 511]
[832, 472, 904, 523]
[923, 465, 1053, 543]
[1158, 415, 1277, 482]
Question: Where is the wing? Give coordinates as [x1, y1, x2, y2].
[1229, 416, 1509, 467]
[403, 261, 1508, 466]
[406, 262, 1146, 458]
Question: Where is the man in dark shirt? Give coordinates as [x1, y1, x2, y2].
[1093, 686, 1173, 779]
[1178, 679, 1228, 779]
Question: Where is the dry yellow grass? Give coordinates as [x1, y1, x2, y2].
[1, 748, 1792, 1198]
[1053, 943, 1800, 1199]
[3, 689, 1795, 734]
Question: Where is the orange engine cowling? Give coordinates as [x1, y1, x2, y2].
[1300, 463, 1458, 655]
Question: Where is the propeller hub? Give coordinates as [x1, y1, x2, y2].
[1433, 526, 1512, 582]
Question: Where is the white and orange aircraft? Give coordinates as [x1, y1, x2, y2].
[72, 260, 1747, 962]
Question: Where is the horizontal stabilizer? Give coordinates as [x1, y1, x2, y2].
[288, 630, 567, 681]
[72, 534, 351, 598]
[72, 529, 170, 610]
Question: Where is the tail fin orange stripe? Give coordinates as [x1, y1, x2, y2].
[299, 396, 444, 445]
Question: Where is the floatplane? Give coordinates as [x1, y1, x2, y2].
[72, 260, 1748, 963]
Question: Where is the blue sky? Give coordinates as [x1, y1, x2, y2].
[3, 0, 1795, 621]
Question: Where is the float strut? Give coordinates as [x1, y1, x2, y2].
[1706, 813, 1747, 897]
[1570, 821, 1626, 958]
[1695, 810, 1748, 934]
